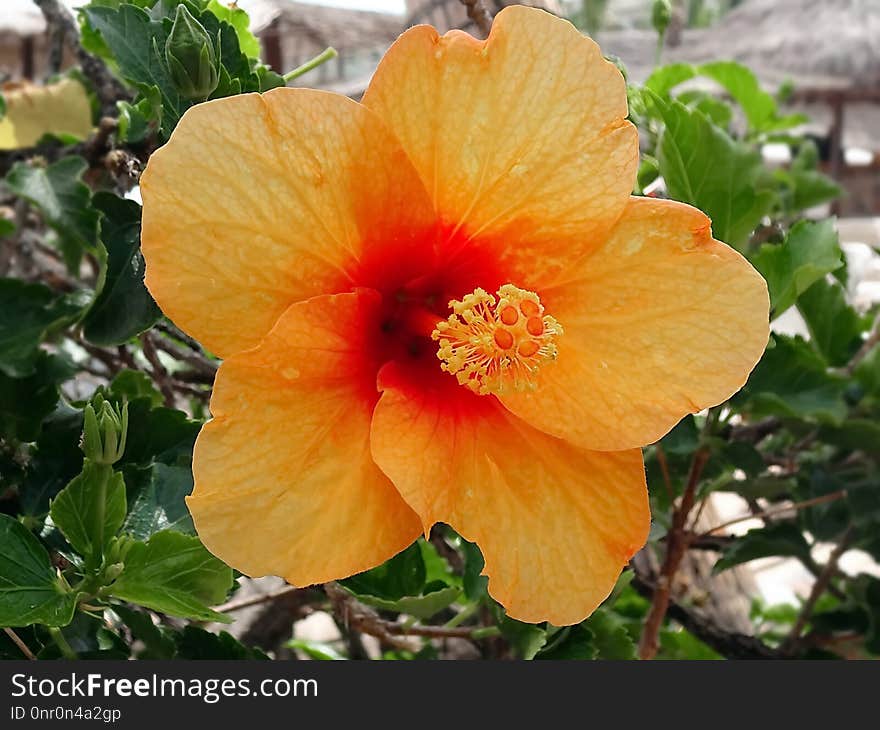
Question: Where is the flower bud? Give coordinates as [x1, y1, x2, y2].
[652, 0, 672, 37]
[165, 5, 220, 100]
[81, 394, 128, 465]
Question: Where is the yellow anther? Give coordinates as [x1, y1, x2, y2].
[432, 284, 563, 395]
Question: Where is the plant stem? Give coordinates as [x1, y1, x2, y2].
[49, 627, 77, 660]
[86, 464, 112, 572]
[283, 47, 337, 83]
[444, 602, 478, 629]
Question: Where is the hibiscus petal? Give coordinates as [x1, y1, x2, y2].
[501, 196, 771, 451]
[371, 362, 649, 625]
[362, 5, 638, 287]
[141, 88, 436, 357]
[188, 290, 422, 585]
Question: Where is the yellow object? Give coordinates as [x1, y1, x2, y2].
[0, 79, 93, 149]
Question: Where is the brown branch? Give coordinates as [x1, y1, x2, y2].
[655, 444, 674, 502]
[139, 334, 175, 407]
[325, 582, 493, 651]
[151, 334, 217, 380]
[697, 489, 848, 539]
[638, 445, 710, 660]
[214, 585, 303, 614]
[631, 575, 780, 659]
[843, 315, 880, 376]
[459, 0, 494, 38]
[3, 627, 37, 660]
[33, 0, 129, 116]
[727, 416, 781, 443]
[781, 526, 855, 655]
[429, 525, 464, 574]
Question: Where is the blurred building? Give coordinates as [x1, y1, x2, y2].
[404, 0, 563, 34]
[0, 0, 77, 81]
[250, 1, 403, 97]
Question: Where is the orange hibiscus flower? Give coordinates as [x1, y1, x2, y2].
[140, 6, 769, 625]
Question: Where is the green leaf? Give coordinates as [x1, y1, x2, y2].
[124, 462, 194, 540]
[286, 638, 346, 660]
[797, 278, 869, 366]
[112, 604, 175, 659]
[775, 168, 842, 214]
[352, 585, 462, 621]
[658, 628, 722, 659]
[731, 475, 797, 501]
[740, 335, 847, 423]
[698, 61, 805, 134]
[461, 537, 489, 601]
[84, 5, 186, 138]
[116, 97, 156, 144]
[107, 369, 163, 408]
[644, 62, 696, 97]
[582, 608, 637, 659]
[107, 530, 232, 622]
[818, 420, 880, 452]
[173, 625, 268, 659]
[37, 611, 129, 659]
[751, 219, 843, 316]
[854, 346, 880, 399]
[0, 279, 82, 377]
[652, 95, 775, 249]
[536, 625, 597, 660]
[49, 460, 126, 561]
[645, 61, 805, 134]
[83, 193, 161, 345]
[0, 352, 74, 442]
[714, 522, 812, 573]
[0, 514, 77, 627]
[206, 0, 260, 58]
[5, 157, 99, 271]
[118, 400, 200, 466]
[342, 542, 426, 601]
[498, 614, 547, 659]
[18, 405, 84, 517]
[341, 541, 460, 619]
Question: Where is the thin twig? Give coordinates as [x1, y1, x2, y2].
[844, 315, 880, 376]
[728, 416, 781, 443]
[325, 582, 496, 650]
[460, 0, 494, 38]
[781, 526, 855, 655]
[139, 334, 175, 407]
[655, 444, 674, 502]
[697, 490, 847, 539]
[151, 335, 217, 379]
[3, 628, 37, 660]
[214, 585, 303, 614]
[638, 445, 710, 660]
[33, 0, 129, 116]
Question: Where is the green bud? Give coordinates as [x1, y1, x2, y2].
[102, 562, 125, 583]
[652, 0, 672, 37]
[165, 5, 220, 100]
[81, 394, 128, 465]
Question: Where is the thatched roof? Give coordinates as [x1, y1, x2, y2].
[677, 0, 880, 92]
[267, 1, 403, 52]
